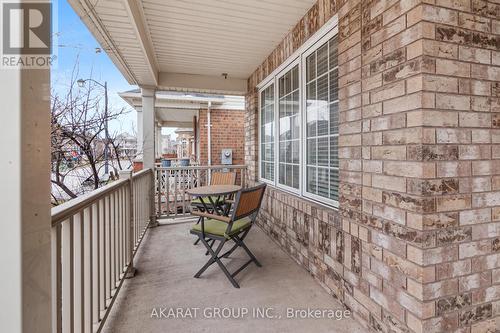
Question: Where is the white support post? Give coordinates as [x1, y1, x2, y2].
[136, 107, 143, 159]
[141, 88, 158, 227]
[119, 170, 136, 278]
[141, 88, 155, 170]
[156, 124, 163, 159]
[0, 66, 52, 330]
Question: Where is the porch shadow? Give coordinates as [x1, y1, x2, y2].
[103, 221, 367, 333]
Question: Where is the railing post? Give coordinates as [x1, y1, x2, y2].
[149, 169, 159, 227]
[156, 168, 162, 218]
[119, 170, 136, 278]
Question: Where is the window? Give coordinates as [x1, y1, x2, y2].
[258, 26, 338, 207]
[260, 83, 275, 182]
[304, 36, 339, 202]
[278, 65, 300, 190]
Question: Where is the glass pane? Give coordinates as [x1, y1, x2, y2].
[317, 106, 329, 136]
[329, 102, 339, 135]
[329, 37, 338, 69]
[291, 115, 300, 139]
[317, 168, 329, 198]
[285, 165, 293, 188]
[292, 90, 299, 114]
[292, 66, 299, 90]
[292, 140, 300, 164]
[279, 164, 285, 185]
[293, 165, 300, 189]
[317, 137, 329, 167]
[330, 136, 339, 168]
[306, 53, 316, 82]
[329, 68, 338, 101]
[306, 81, 316, 108]
[307, 107, 317, 137]
[307, 138, 316, 164]
[307, 167, 317, 194]
[317, 44, 328, 76]
[317, 73, 329, 104]
[329, 168, 339, 201]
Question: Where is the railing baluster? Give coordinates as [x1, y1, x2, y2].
[61, 217, 74, 333]
[99, 199, 104, 318]
[83, 207, 92, 333]
[51, 223, 62, 333]
[72, 211, 84, 333]
[105, 194, 111, 303]
[92, 201, 100, 324]
[166, 169, 170, 217]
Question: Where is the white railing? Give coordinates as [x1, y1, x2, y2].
[155, 165, 247, 218]
[51, 168, 154, 333]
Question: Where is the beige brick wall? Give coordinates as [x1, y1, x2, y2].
[245, 0, 500, 332]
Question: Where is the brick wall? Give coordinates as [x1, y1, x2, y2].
[245, 0, 500, 332]
[408, 1, 500, 332]
[197, 109, 245, 166]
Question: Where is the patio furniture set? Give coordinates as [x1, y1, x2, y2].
[187, 172, 266, 288]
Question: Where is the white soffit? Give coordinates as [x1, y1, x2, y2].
[68, 0, 316, 93]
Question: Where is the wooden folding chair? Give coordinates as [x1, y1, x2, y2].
[191, 171, 237, 246]
[190, 183, 267, 288]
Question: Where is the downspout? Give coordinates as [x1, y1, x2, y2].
[207, 101, 212, 167]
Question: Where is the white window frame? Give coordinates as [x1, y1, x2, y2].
[275, 59, 301, 195]
[257, 15, 339, 208]
[301, 31, 339, 207]
[258, 79, 276, 185]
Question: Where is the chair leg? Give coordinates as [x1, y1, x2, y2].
[195, 237, 240, 288]
[193, 216, 203, 245]
[232, 234, 262, 267]
[221, 228, 250, 258]
[205, 238, 216, 255]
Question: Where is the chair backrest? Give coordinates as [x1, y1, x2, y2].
[210, 171, 236, 186]
[231, 183, 267, 221]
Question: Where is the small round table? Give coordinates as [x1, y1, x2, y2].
[187, 185, 241, 216]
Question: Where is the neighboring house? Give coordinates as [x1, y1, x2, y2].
[114, 132, 137, 158]
[119, 90, 245, 166]
[174, 128, 194, 159]
[161, 134, 176, 155]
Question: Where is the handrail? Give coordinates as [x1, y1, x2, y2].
[132, 167, 152, 179]
[156, 164, 247, 171]
[52, 169, 154, 225]
[51, 179, 129, 225]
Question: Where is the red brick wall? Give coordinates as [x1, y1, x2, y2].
[198, 109, 245, 166]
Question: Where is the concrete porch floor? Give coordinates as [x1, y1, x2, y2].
[103, 221, 367, 333]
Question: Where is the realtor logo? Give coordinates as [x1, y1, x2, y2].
[1, 1, 53, 68]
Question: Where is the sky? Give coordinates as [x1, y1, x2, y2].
[52, 0, 176, 137]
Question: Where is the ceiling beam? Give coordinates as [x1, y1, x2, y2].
[158, 72, 247, 95]
[123, 0, 159, 86]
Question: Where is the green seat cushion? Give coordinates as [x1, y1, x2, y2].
[191, 196, 224, 205]
[191, 217, 251, 238]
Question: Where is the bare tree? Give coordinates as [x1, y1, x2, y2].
[51, 62, 130, 205]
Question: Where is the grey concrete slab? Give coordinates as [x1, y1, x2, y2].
[103, 222, 368, 333]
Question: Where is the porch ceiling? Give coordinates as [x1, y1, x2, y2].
[68, 0, 316, 94]
[119, 89, 245, 127]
